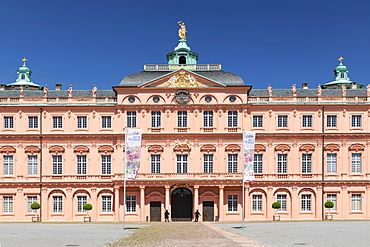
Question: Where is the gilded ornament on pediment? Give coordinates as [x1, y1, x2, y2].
[163, 71, 204, 88]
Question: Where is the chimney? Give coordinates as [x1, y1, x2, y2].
[55, 84, 62, 90]
[302, 83, 309, 89]
[351, 81, 357, 89]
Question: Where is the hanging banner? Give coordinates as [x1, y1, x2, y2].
[125, 128, 142, 180]
[242, 130, 256, 182]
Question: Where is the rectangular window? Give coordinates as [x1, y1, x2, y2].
[77, 116, 87, 129]
[126, 195, 136, 213]
[252, 195, 262, 212]
[52, 155, 62, 175]
[327, 153, 337, 173]
[302, 153, 312, 174]
[351, 194, 361, 211]
[3, 196, 13, 213]
[302, 115, 312, 128]
[227, 111, 237, 127]
[77, 155, 87, 175]
[4, 116, 14, 129]
[101, 155, 111, 174]
[351, 153, 361, 173]
[4, 155, 14, 175]
[77, 196, 87, 213]
[277, 154, 287, 174]
[28, 116, 38, 129]
[176, 154, 188, 173]
[228, 195, 238, 212]
[326, 194, 337, 211]
[277, 195, 287, 212]
[203, 111, 213, 128]
[150, 154, 161, 173]
[301, 194, 311, 212]
[253, 154, 263, 174]
[327, 115, 337, 128]
[52, 116, 63, 129]
[28, 196, 37, 213]
[227, 154, 238, 173]
[127, 111, 137, 128]
[102, 116, 112, 129]
[53, 196, 63, 213]
[203, 154, 213, 173]
[253, 116, 263, 128]
[28, 155, 38, 175]
[351, 115, 361, 128]
[151, 111, 161, 128]
[177, 111, 187, 128]
[102, 195, 112, 213]
[277, 115, 288, 128]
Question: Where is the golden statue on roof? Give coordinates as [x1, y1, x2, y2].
[339, 56, 344, 62]
[177, 21, 187, 40]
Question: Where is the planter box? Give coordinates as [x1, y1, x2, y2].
[325, 214, 333, 220]
[32, 216, 40, 222]
[84, 216, 91, 222]
[273, 215, 280, 221]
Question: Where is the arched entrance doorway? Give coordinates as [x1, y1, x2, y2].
[171, 188, 192, 221]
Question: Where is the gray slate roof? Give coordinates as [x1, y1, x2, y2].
[249, 89, 367, 97]
[0, 90, 116, 97]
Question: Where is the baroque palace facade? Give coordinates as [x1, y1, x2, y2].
[1, 26, 370, 222]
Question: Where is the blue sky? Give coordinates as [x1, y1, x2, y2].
[1, 0, 370, 90]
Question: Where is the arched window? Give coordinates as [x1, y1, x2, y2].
[179, 56, 186, 64]
[21, 74, 25, 80]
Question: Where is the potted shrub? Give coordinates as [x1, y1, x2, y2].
[83, 203, 93, 222]
[30, 202, 41, 222]
[272, 202, 281, 221]
[324, 201, 334, 220]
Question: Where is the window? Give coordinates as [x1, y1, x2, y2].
[351, 194, 361, 211]
[126, 195, 136, 213]
[203, 154, 213, 173]
[326, 194, 337, 211]
[252, 195, 262, 212]
[4, 155, 13, 175]
[228, 195, 238, 212]
[227, 154, 238, 173]
[176, 154, 188, 173]
[102, 116, 112, 129]
[77, 155, 87, 174]
[28, 116, 38, 129]
[101, 155, 111, 174]
[52, 155, 62, 175]
[301, 154, 312, 174]
[28, 196, 37, 213]
[277, 195, 287, 212]
[203, 111, 213, 127]
[302, 115, 312, 128]
[77, 116, 87, 129]
[53, 196, 63, 213]
[77, 196, 87, 213]
[253, 154, 263, 174]
[127, 111, 137, 128]
[327, 115, 337, 128]
[351, 115, 361, 128]
[151, 111, 161, 128]
[177, 111, 187, 128]
[351, 153, 361, 173]
[150, 154, 160, 173]
[28, 155, 38, 175]
[277, 115, 288, 128]
[277, 154, 287, 174]
[327, 153, 337, 173]
[4, 116, 14, 129]
[102, 195, 112, 213]
[301, 194, 311, 212]
[3, 196, 13, 213]
[253, 116, 263, 128]
[52, 116, 62, 129]
[227, 111, 237, 127]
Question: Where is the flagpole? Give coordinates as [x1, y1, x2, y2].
[242, 130, 245, 229]
[123, 128, 127, 230]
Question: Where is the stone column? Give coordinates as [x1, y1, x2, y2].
[219, 185, 224, 221]
[316, 185, 323, 220]
[114, 186, 120, 221]
[90, 187, 97, 221]
[41, 187, 48, 221]
[66, 187, 73, 221]
[266, 186, 273, 220]
[140, 186, 145, 222]
[291, 186, 299, 219]
[341, 186, 348, 219]
[165, 185, 170, 211]
[16, 187, 23, 221]
[194, 185, 199, 220]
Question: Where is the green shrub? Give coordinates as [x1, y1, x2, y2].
[272, 202, 281, 209]
[30, 202, 41, 210]
[83, 203, 93, 211]
[324, 201, 334, 209]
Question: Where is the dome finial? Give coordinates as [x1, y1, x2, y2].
[22, 57, 27, 65]
[338, 56, 344, 64]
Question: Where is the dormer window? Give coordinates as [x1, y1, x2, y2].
[179, 56, 186, 64]
[21, 74, 25, 80]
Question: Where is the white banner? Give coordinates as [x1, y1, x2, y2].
[125, 129, 142, 180]
[242, 130, 256, 182]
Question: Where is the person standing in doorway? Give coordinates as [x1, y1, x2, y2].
[194, 209, 201, 222]
[164, 210, 170, 222]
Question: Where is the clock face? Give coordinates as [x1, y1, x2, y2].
[175, 89, 190, 105]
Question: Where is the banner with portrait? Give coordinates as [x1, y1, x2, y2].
[125, 128, 142, 180]
[242, 130, 256, 182]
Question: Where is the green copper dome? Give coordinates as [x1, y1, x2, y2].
[7, 58, 42, 89]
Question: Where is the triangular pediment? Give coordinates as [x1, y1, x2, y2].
[139, 69, 226, 88]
